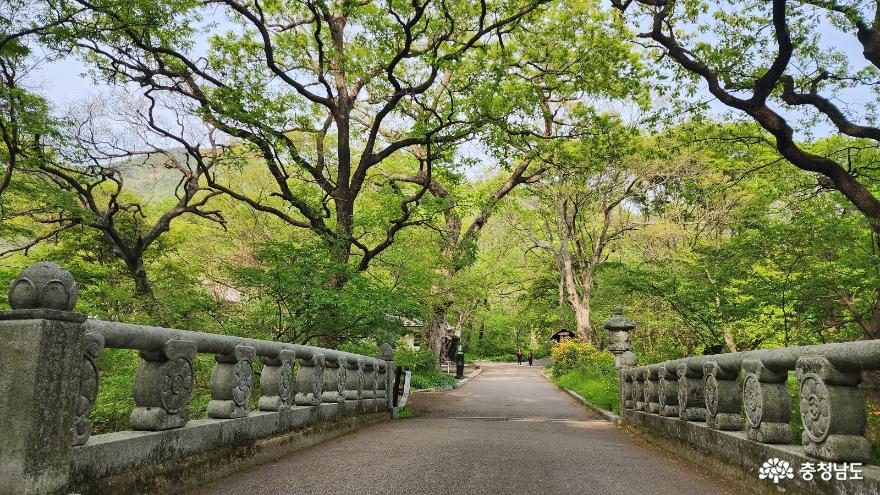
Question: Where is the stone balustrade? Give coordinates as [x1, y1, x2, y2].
[0, 262, 395, 495]
[620, 341, 880, 463]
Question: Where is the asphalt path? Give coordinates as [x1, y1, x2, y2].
[191, 361, 739, 495]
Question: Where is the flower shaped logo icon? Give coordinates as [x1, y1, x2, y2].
[759, 458, 795, 483]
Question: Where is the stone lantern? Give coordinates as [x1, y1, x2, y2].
[603, 306, 636, 369]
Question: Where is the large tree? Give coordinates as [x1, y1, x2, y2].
[59, 0, 550, 276]
[614, 0, 880, 337]
[379, 0, 647, 355]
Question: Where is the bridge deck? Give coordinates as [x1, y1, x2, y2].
[190, 362, 737, 495]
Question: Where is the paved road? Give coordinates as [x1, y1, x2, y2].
[191, 362, 738, 495]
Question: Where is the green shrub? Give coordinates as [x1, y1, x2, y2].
[395, 346, 439, 374]
[547, 339, 620, 414]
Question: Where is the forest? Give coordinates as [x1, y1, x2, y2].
[2, 0, 880, 431]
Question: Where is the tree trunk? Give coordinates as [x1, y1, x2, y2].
[426, 306, 449, 362]
[124, 256, 154, 299]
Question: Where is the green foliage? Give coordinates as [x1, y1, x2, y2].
[547, 340, 620, 414]
[548, 339, 615, 378]
[227, 241, 421, 345]
[394, 346, 439, 374]
[394, 406, 419, 419]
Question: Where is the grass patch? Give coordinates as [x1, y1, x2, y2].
[410, 370, 458, 390]
[395, 406, 419, 419]
[553, 369, 621, 414]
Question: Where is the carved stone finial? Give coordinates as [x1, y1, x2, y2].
[603, 306, 636, 332]
[378, 343, 394, 361]
[8, 262, 79, 311]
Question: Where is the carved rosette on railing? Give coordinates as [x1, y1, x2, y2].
[741, 359, 790, 443]
[208, 345, 255, 419]
[796, 356, 870, 461]
[72, 332, 105, 446]
[703, 361, 741, 431]
[259, 349, 296, 411]
[131, 339, 197, 430]
[295, 353, 325, 406]
[676, 362, 706, 421]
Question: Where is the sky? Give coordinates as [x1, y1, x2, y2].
[27, 6, 878, 157]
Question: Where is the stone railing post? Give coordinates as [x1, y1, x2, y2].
[741, 358, 790, 443]
[645, 366, 661, 414]
[295, 353, 325, 406]
[0, 262, 84, 495]
[634, 369, 646, 411]
[344, 357, 365, 404]
[703, 361, 741, 430]
[796, 356, 870, 461]
[259, 349, 295, 411]
[379, 343, 394, 412]
[657, 364, 679, 417]
[320, 358, 342, 405]
[131, 339, 197, 430]
[676, 362, 706, 421]
[208, 345, 255, 419]
[621, 370, 634, 410]
[362, 362, 377, 404]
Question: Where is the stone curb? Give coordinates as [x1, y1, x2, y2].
[562, 388, 620, 424]
[540, 370, 620, 424]
[412, 367, 483, 393]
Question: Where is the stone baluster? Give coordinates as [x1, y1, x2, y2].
[362, 362, 377, 401]
[645, 366, 661, 414]
[619, 369, 633, 410]
[335, 356, 349, 404]
[1, 262, 85, 494]
[72, 332, 105, 446]
[259, 349, 296, 412]
[131, 339, 197, 430]
[657, 364, 679, 417]
[208, 345, 255, 419]
[321, 357, 343, 404]
[676, 361, 706, 421]
[634, 368, 646, 411]
[344, 357, 364, 403]
[741, 358, 790, 443]
[379, 343, 395, 412]
[703, 361, 741, 430]
[796, 356, 870, 462]
[295, 353, 325, 406]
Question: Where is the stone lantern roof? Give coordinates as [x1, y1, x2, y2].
[603, 306, 636, 332]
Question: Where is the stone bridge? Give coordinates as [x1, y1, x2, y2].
[2, 262, 880, 494]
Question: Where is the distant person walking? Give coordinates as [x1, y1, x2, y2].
[516, 348, 523, 366]
[527, 350, 533, 366]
